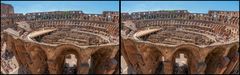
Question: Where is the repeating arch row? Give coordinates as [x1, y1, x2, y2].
[122, 38, 239, 74]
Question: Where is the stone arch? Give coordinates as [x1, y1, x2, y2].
[27, 45, 49, 74]
[52, 45, 81, 74]
[90, 47, 114, 74]
[205, 46, 227, 74]
[171, 45, 200, 74]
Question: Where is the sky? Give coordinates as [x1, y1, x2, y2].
[122, 1, 239, 13]
[2, 1, 239, 14]
[2, 1, 119, 14]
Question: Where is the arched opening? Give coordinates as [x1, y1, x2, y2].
[173, 53, 189, 74]
[172, 48, 196, 74]
[54, 48, 79, 74]
[205, 47, 225, 74]
[63, 54, 77, 74]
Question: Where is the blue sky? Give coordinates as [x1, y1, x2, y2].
[2, 1, 119, 14]
[122, 1, 239, 13]
[2, 1, 239, 14]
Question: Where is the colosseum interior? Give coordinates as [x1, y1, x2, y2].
[121, 10, 239, 74]
[1, 2, 240, 75]
[1, 3, 119, 74]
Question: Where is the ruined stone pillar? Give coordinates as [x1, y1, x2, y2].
[95, 58, 118, 74]
[162, 61, 173, 74]
[94, 47, 118, 74]
[224, 52, 239, 74]
[190, 61, 199, 74]
[196, 61, 207, 74]
[47, 60, 58, 74]
[77, 56, 90, 74]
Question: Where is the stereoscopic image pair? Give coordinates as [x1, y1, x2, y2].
[1, 1, 239, 74]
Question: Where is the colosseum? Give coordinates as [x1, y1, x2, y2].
[121, 10, 239, 74]
[1, 3, 119, 74]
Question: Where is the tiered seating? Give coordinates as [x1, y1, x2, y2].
[41, 30, 109, 46]
[134, 18, 238, 45]
[28, 20, 118, 37]
[23, 16, 118, 46]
